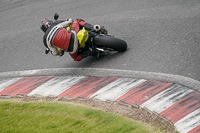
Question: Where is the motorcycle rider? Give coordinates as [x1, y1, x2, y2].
[40, 17, 107, 61]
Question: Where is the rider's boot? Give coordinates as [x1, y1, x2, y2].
[100, 26, 108, 34]
[80, 48, 99, 58]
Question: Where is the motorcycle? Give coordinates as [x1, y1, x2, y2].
[46, 13, 127, 57]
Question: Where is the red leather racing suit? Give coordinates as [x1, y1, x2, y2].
[43, 18, 87, 61]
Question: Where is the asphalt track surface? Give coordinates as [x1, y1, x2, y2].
[0, 0, 200, 82]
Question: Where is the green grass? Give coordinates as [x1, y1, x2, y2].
[0, 101, 165, 133]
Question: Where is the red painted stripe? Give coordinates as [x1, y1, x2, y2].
[0, 76, 54, 97]
[160, 92, 200, 123]
[116, 80, 173, 105]
[188, 125, 200, 133]
[58, 76, 118, 98]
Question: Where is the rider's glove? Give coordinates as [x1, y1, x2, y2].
[58, 50, 64, 56]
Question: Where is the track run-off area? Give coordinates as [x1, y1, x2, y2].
[0, 68, 200, 133]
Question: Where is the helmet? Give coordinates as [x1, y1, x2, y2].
[40, 18, 53, 32]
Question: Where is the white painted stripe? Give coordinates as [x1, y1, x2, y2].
[47, 26, 58, 42]
[27, 76, 85, 97]
[141, 84, 194, 114]
[89, 78, 147, 101]
[175, 108, 200, 133]
[0, 77, 22, 92]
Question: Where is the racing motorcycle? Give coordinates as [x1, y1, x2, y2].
[46, 13, 127, 57]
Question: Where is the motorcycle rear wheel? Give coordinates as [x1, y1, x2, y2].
[93, 34, 127, 52]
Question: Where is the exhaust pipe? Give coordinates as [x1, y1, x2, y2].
[94, 24, 101, 32]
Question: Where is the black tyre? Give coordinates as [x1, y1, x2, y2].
[93, 34, 127, 52]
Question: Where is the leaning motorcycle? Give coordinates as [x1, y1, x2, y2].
[52, 13, 127, 57]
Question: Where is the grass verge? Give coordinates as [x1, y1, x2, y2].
[0, 100, 168, 133]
